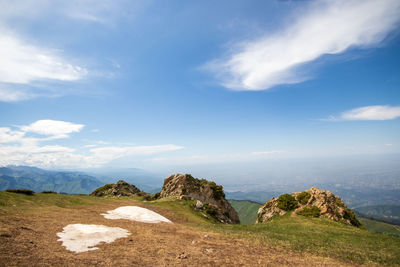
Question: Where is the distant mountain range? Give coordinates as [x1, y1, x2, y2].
[0, 166, 103, 194]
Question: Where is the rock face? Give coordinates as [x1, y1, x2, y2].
[91, 180, 141, 197]
[257, 187, 361, 227]
[160, 174, 240, 224]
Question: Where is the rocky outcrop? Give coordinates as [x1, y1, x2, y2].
[91, 180, 141, 197]
[257, 187, 361, 227]
[160, 174, 240, 224]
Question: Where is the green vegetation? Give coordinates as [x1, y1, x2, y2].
[41, 190, 57, 194]
[358, 217, 400, 237]
[203, 203, 217, 216]
[277, 194, 298, 211]
[91, 183, 114, 195]
[0, 166, 102, 194]
[6, 189, 35, 195]
[343, 209, 362, 227]
[296, 191, 311, 205]
[296, 206, 320, 217]
[355, 205, 400, 225]
[2, 190, 400, 265]
[228, 200, 261, 224]
[335, 199, 344, 207]
[202, 212, 400, 266]
[0, 191, 110, 212]
[185, 174, 225, 200]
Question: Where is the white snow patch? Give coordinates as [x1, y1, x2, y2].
[57, 224, 130, 253]
[101, 206, 172, 224]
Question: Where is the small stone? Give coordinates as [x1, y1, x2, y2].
[195, 200, 203, 209]
[203, 234, 209, 238]
[205, 248, 214, 253]
[177, 252, 188, 259]
[191, 240, 196, 245]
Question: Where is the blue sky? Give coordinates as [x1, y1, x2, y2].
[0, 0, 400, 174]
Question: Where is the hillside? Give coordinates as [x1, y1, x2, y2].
[358, 217, 400, 237]
[231, 197, 400, 239]
[355, 205, 400, 225]
[228, 200, 261, 224]
[1, 190, 400, 266]
[0, 166, 102, 194]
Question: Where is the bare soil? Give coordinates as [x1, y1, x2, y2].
[0, 199, 350, 266]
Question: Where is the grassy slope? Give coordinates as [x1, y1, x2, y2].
[228, 200, 261, 224]
[358, 217, 400, 237]
[1, 192, 400, 266]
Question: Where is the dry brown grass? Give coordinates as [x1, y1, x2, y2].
[0, 196, 350, 266]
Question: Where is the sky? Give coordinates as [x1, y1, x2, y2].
[1, 0, 400, 181]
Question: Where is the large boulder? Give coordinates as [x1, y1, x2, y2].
[257, 187, 361, 227]
[160, 174, 240, 224]
[91, 180, 141, 197]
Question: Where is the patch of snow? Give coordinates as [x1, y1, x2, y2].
[57, 224, 130, 253]
[101, 206, 172, 224]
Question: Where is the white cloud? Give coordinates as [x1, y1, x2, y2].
[0, 87, 35, 102]
[0, 32, 88, 102]
[0, 127, 25, 143]
[0, 120, 184, 168]
[20, 120, 85, 139]
[0, 34, 86, 85]
[207, 0, 400, 90]
[341, 105, 400, 120]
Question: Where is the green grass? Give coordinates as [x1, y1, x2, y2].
[200, 212, 400, 266]
[0, 191, 125, 214]
[1, 191, 400, 265]
[228, 200, 261, 224]
[359, 217, 400, 237]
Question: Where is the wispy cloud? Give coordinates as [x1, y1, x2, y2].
[0, 34, 86, 84]
[0, 0, 141, 102]
[206, 0, 400, 91]
[341, 105, 400, 121]
[0, 32, 87, 102]
[323, 105, 400, 121]
[19, 120, 85, 139]
[0, 119, 183, 168]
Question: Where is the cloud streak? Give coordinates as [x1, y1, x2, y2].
[207, 0, 400, 91]
[322, 105, 400, 121]
[0, 119, 184, 168]
[341, 105, 400, 121]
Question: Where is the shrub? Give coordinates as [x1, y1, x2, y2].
[141, 193, 153, 201]
[297, 191, 311, 205]
[297, 206, 321, 217]
[41, 190, 57, 194]
[92, 184, 113, 195]
[185, 175, 225, 200]
[335, 199, 344, 207]
[6, 189, 35, 195]
[277, 194, 298, 211]
[203, 203, 217, 216]
[343, 209, 362, 227]
[208, 182, 225, 200]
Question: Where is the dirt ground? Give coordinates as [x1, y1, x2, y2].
[0, 200, 350, 266]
